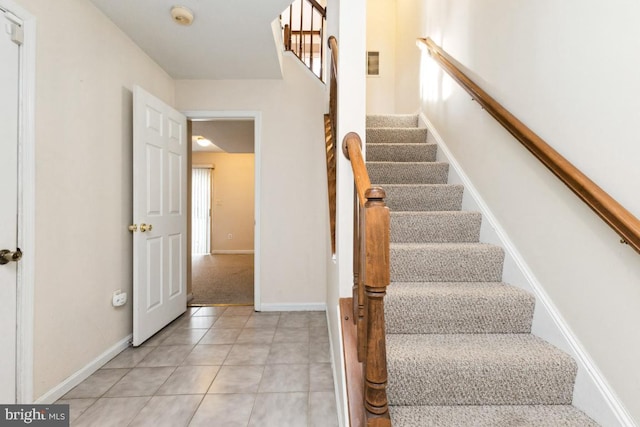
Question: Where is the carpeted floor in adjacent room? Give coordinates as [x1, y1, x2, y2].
[191, 254, 254, 305]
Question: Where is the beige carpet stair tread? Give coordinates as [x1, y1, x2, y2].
[386, 333, 577, 406]
[385, 282, 535, 334]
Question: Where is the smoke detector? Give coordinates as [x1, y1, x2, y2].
[170, 6, 194, 26]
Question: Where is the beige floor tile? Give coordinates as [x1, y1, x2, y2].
[309, 391, 339, 427]
[137, 345, 194, 367]
[244, 313, 280, 329]
[159, 328, 208, 345]
[235, 328, 275, 344]
[199, 328, 241, 345]
[224, 344, 271, 365]
[267, 342, 309, 364]
[189, 394, 256, 427]
[128, 395, 203, 427]
[208, 366, 264, 394]
[248, 392, 308, 427]
[156, 365, 219, 395]
[62, 369, 129, 399]
[183, 344, 231, 366]
[223, 306, 255, 316]
[212, 315, 250, 329]
[104, 367, 175, 397]
[258, 364, 309, 393]
[102, 346, 154, 369]
[54, 398, 96, 423]
[310, 363, 334, 391]
[73, 396, 150, 427]
[177, 315, 217, 329]
[192, 306, 227, 317]
[273, 327, 310, 343]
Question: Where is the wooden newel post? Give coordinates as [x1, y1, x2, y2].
[363, 187, 391, 426]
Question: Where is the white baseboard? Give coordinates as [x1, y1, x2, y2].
[421, 112, 635, 427]
[259, 303, 327, 312]
[210, 250, 254, 255]
[187, 293, 194, 303]
[34, 334, 132, 404]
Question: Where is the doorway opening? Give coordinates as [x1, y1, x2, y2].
[186, 112, 260, 308]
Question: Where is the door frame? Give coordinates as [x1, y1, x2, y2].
[0, 0, 36, 404]
[183, 111, 262, 310]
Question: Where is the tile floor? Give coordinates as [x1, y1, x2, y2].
[56, 306, 339, 427]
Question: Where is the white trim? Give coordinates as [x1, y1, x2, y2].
[210, 250, 254, 255]
[329, 305, 348, 427]
[259, 303, 327, 312]
[35, 334, 132, 404]
[421, 112, 636, 427]
[1, 0, 36, 405]
[182, 111, 262, 311]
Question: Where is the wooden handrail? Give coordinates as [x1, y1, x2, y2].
[343, 132, 391, 427]
[418, 37, 640, 254]
[324, 35, 338, 254]
[343, 133, 372, 206]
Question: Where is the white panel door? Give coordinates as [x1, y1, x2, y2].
[132, 86, 187, 346]
[0, 11, 21, 403]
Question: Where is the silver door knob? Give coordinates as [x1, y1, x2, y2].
[0, 248, 22, 265]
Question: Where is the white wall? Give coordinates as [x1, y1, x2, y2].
[192, 152, 255, 252]
[394, 0, 421, 113]
[16, 0, 175, 399]
[176, 54, 328, 309]
[412, 0, 640, 423]
[366, 0, 397, 114]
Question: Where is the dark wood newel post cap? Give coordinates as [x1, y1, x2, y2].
[365, 187, 386, 201]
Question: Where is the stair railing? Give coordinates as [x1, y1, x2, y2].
[324, 35, 338, 254]
[281, 0, 326, 80]
[343, 132, 392, 426]
[417, 37, 640, 254]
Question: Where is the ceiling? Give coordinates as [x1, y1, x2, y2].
[89, 0, 293, 79]
[192, 120, 255, 153]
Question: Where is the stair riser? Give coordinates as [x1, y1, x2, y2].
[367, 128, 428, 144]
[369, 162, 449, 185]
[366, 143, 437, 162]
[366, 114, 418, 128]
[391, 212, 481, 243]
[384, 185, 464, 212]
[390, 245, 505, 282]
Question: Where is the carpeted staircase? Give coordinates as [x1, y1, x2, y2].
[366, 114, 599, 426]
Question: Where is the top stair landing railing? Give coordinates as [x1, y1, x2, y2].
[281, 0, 326, 80]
